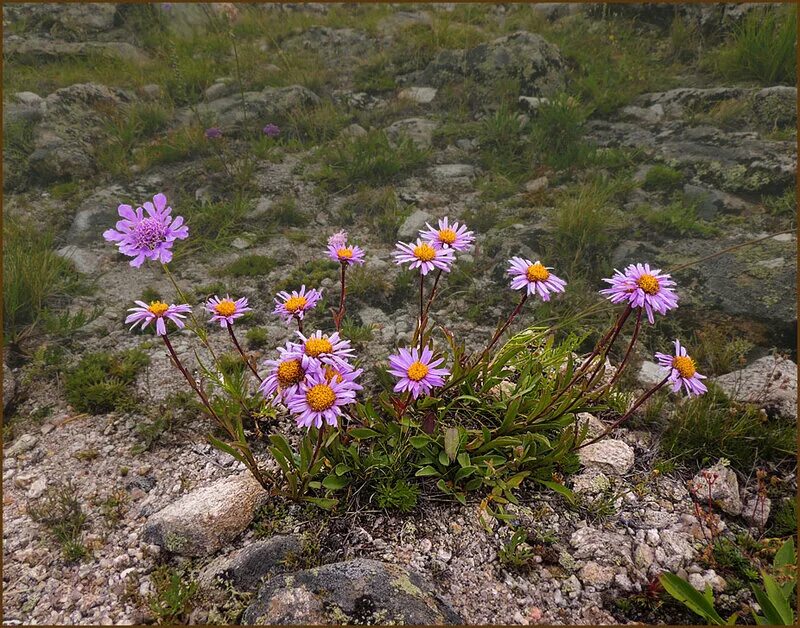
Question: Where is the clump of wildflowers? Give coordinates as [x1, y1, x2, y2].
[125, 301, 191, 336]
[600, 263, 679, 324]
[103, 193, 188, 267]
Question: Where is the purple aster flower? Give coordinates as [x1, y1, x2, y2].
[204, 127, 223, 140]
[327, 230, 348, 249]
[600, 263, 679, 325]
[387, 346, 450, 399]
[393, 239, 456, 275]
[273, 285, 322, 324]
[125, 300, 192, 336]
[263, 123, 280, 138]
[291, 330, 355, 369]
[285, 364, 361, 429]
[205, 295, 250, 328]
[259, 341, 307, 405]
[420, 217, 474, 251]
[507, 257, 567, 301]
[103, 193, 189, 268]
[655, 339, 707, 397]
[327, 243, 365, 266]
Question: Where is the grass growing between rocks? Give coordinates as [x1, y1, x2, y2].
[65, 349, 149, 415]
[659, 386, 796, 470]
[28, 480, 89, 562]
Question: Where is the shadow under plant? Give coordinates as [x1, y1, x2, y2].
[2, 2, 796, 626]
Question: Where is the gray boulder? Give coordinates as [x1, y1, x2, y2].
[4, 37, 148, 63]
[422, 31, 566, 97]
[28, 83, 135, 182]
[143, 473, 266, 557]
[199, 535, 302, 592]
[385, 117, 438, 149]
[751, 86, 797, 129]
[242, 558, 462, 625]
[714, 355, 797, 420]
[2, 3, 118, 39]
[398, 209, 434, 240]
[578, 439, 635, 475]
[692, 463, 742, 516]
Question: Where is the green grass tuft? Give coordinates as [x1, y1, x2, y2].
[642, 165, 683, 192]
[65, 349, 149, 415]
[221, 255, 278, 277]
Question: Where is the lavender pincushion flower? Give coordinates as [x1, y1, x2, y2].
[205, 127, 222, 139]
[327, 243, 366, 266]
[420, 217, 474, 251]
[125, 300, 192, 336]
[327, 230, 348, 249]
[103, 193, 188, 267]
[263, 123, 280, 138]
[285, 365, 361, 429]
[655, 339, 707, 397]
[600, 263, 679, 324]
[393, 239, 456, 275]
[205, 295, 250, 328]
[273, 285, 322, 323]
[507, 257, 566, 301]
[387, 346, 450, 399]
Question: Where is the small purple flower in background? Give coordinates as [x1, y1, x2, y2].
[285, 365, 361, 429]
[420, 217, 474, 251]
[655, 339, 707, 397]
[125, 301, 192, 336]
[204, 127, 223, 140]
[394, 239, 456, 275]
[327, 230, 348, 249]
[293, 330, 355, 368]
[103, 193, 188, 267]
[259, 341, 306, 405]
[205, 295, 250, 328]
[327, 243, 365, 266]
[387, 346, 450, 399]
[262, 123, 281, 138]
[600, 263, 679, 324]
[507, 257, 567, 301]
[273, 285, 322, 324]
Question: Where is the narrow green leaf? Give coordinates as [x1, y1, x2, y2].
[761, 574, 794, 625]
[660, 573, 726, 625]
[415, 465, 441, 477]
[303, 496, 338, 510]
[349, 427, 381, 439]
[322, 474, 350, 490]
[444, 427, 459, 462]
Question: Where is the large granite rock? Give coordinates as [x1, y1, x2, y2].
[421, 31, 566, 97]
[4, 37, 148, 63]
[2, 2, 118, 39]
[199, 535, 302, 592]
[714, 355, 797, 420]
[242, 558, 462, 625]
[143, 473, 266, 557]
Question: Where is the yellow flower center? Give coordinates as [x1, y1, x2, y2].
[438, 228, 457, 245]
[413, 243, 436, 262]
[148, 301, 169, 317]
[276, 359, 304, 387]
[323, 366, 344, 383]
[306, 384, 336, 411]
[407, 361, 429, 382]
[337, 248, 353, 259]
[672, 355, 697, 379]
[214, 300, 237, 317]
[284, 295, 308, 313]
[305, 337, 333, 357]
[636, 274, 660, 295]
[526, 263, 550, 282]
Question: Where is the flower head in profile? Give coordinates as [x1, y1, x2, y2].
[393, 239, 456, 275]
[285, 364, 361, 429]
[387, 346, 450, 399]
[259, 341, 307, 405]
[507, 257, 567, 301]
[205, 295, 250, 328]
[292, 330, 355, 369]
[263, 123, 280, 138]
[103, 193, 188, 267]
[600, 263, 678, 324]
[273, 286, 322, 324]
[204, 127, 223, 140]
[327, 243, 365, 266]
[655, 339, 707, 397]
[420, 217, 474, 251]
[125, 301, 192, 336]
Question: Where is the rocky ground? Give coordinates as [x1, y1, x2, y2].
[2, 3, 797, 625]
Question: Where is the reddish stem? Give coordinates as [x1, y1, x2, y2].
[227, 324, 262, 382]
